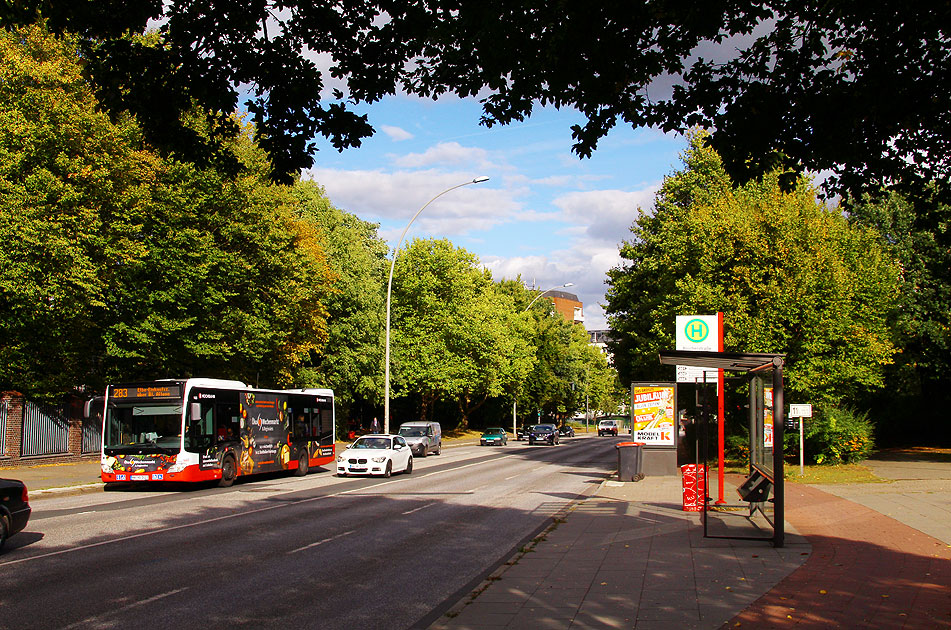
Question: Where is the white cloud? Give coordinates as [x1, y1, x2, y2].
[381, 125, 414, 141]
[304, 167, 520, 238]
[553, 187, 658, 245]
[393, 142, 494, 169]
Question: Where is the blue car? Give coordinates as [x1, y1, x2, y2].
[480, 427, 508, 446]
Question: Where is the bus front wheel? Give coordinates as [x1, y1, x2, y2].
[295, 452, 309, 477]
[219, 456, 237, 488]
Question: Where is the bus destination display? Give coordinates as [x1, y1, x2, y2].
[109, 385, 183, 400]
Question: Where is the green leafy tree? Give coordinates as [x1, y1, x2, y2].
[390, 239, 534, 429]
[606, 134, 901, 406]
[291, 179, 389, 424]
[847, 191, 951, 442]
[0, 24, 152, 396]
[0, 25, 334, 396]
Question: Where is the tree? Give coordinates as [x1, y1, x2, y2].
[6, 3, 948, 199]
[291, 179, 389, 424]
[389, 239, 534, 429]
[606, 134, 901, 405]
[0, 24, 335, 397]
[847, 191, 951, 443]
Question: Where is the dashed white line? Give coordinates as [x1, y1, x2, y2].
[288, 529, 356, 554]
[401, 503, 436, 515]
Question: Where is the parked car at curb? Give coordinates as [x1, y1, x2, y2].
[0, 478, 31, 551]
[397, 421, 442, 457]
[336, 435, 413, 477]
[480, 427, 508, 446]
[598, 419, 619, 436]
[558, 425, 575, 438]
[529, 424, 559, 446]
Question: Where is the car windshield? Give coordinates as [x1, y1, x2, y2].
[351, 437, 391, 450]
[600, 420, 616, 426]
[483, 428, 504, 435]
[398, 427, 426, 437]
[534, 424, 555, 431]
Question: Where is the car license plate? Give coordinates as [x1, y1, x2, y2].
[351, 467, 366, 472]
[130, 474, 148, 481]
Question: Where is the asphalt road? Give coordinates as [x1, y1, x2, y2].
[0, 433, 618, 630]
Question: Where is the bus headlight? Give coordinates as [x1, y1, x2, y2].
[167, 461, 188, 473]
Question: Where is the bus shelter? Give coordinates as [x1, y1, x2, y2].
[659, 350, 786, 547]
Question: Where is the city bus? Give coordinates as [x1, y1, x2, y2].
[98, 378, 335, 487]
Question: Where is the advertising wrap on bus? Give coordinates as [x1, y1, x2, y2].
[99, 379, 335, 487]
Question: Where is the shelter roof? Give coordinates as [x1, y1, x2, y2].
[658, 350, 784, 373]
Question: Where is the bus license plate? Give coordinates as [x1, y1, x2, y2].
[131, 474, 148, 481]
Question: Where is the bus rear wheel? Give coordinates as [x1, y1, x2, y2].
[295, 452, 309, 477]
[219, 455, 237, 488]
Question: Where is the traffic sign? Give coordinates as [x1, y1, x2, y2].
[789, 404, 813, 418]
[675, 315, 719, 352]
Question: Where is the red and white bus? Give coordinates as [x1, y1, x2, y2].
[99, 378, 335, 487]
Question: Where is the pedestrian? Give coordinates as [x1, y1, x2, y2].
[371, 416, 381, 434]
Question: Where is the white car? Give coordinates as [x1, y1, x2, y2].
[336, 434, 413, 477]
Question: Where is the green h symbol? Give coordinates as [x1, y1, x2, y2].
[685, 319, 709, 343]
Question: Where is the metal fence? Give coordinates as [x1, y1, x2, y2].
[0, 399, 8, 456]
[21, 400, 70, 457]
[82, 419, 102, 454]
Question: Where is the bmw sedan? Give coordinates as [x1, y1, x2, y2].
[529, 424, 559, 446]
[336, 435, 413, 477]
[480, 427, 508, 446]
[0, 478, 31, 551]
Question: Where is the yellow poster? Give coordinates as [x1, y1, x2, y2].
[632, 386, 675, 446]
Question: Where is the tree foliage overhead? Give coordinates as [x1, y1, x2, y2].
[605, 134, 901, 405]
[4, 2, 947, 198]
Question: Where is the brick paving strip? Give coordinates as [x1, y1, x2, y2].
[723, 482, 951, 629]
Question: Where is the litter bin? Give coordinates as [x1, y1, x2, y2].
[616, 442, 645, 482]
[681, 464, 706, 512]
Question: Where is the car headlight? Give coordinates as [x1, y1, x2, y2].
[371, 456, 387, 463]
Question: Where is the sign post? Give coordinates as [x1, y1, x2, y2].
[675, 314, 725, 504]
[789, 404, 813, 476]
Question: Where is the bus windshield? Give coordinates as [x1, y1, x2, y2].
[104, 403, 183, 453]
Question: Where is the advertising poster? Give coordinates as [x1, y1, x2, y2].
[764, 387, 774, 449]
[240, 393, 292, 475]
[632, 385, 676, 446]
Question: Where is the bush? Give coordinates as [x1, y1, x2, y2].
[725, 432, 750, 462]
[801, 405, 874, 465]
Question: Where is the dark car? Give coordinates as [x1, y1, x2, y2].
[0, 478, 31, 551]
[558, 425, 575, 438]
[516, 425, 533, 441]
[529, 424, 559, 446]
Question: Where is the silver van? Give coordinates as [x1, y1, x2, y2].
[397, 421, 442, 457]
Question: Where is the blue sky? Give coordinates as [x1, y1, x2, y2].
[302, 95, 688, 330]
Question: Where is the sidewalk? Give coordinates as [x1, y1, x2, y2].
[430, 459, 951, 630]
[0, 459, 103, 497]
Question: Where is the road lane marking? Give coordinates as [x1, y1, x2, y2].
[401, 502, 436, 515]
[61, 587, 188, 630]
[288, 529, 356, 554]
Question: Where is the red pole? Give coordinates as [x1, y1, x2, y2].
[716, 311, 726, 504]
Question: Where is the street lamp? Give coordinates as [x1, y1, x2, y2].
[384, 176, 490, 434]
[514, 282, 575, 435]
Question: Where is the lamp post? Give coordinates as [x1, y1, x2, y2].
[384, 176, 489, 434]
[513, 282, 576, 435]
